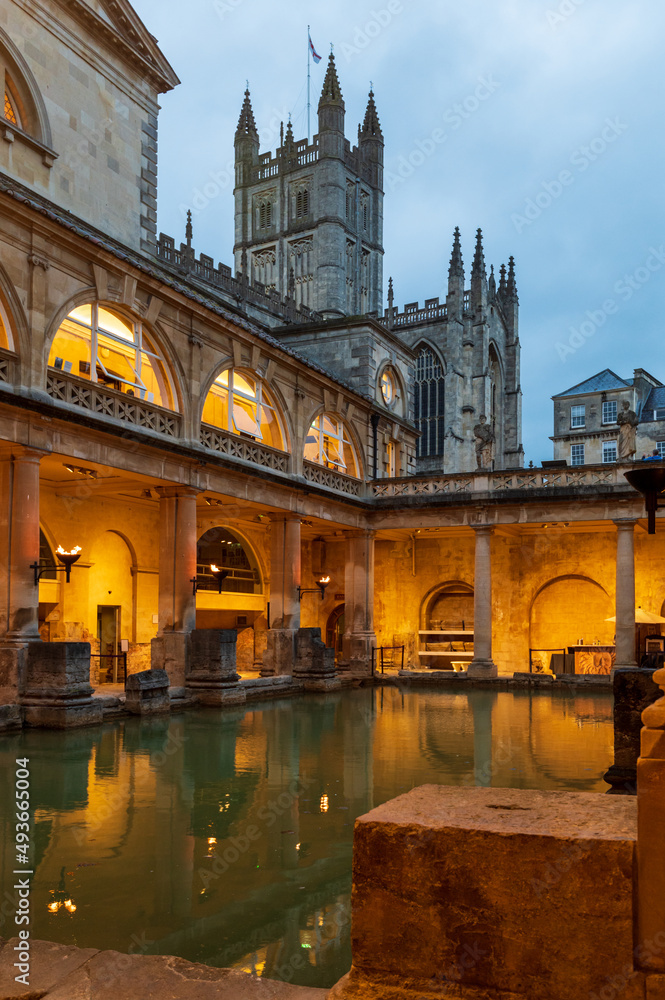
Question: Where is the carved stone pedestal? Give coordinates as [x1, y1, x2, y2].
[22, 642, 102, 729]
[126, 669, 170, 715]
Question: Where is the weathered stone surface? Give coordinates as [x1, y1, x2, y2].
[647, 974, 665, 998]
[21, 642, 102, 728]
[187, 630, 246, 704]
[0, 937, 98, 999]
[125, 669, 170, 715]
[0, 938, 327, 999]
[0, 703, 22, 732]
[262, 629, 298, 677]
[605, 667, 661, 793]
[151, 632, 188, 686]
[293, 628, 336, 680]
[335, 786, 642, 1000]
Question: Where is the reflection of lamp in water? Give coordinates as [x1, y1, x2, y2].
[320, 793, 329, 813]
[47, 866, 77, 915]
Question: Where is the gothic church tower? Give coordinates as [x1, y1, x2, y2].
[234, 54, 384, 319]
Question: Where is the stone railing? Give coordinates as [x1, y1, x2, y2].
[46, 371, 182, 438]
[155, 235, 323, 325]
[303, 460, 362, 497]
[0, 347, 18, 385]
[371, 464, 629, 499]
[200, 424, 290, 473]
[388, 291, 475, 329]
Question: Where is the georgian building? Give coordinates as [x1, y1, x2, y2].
[0, 0, 663, 725]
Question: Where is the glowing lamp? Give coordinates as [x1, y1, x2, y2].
[298, 576, 331, 602]
[56, 545, 82, 583]
[209, 564, 230, 594]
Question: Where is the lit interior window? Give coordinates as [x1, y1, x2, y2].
[202, 368, 286, 450]
[304, 413, 360, 478]
[47, 303, 175, 409]
[4, 87, 20, 127]
[0, 299, 13, 350]
[380, 370, 395, 406]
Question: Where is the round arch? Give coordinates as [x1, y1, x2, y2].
[0, 259, 29, 362]
[0, 26, 53, 148]
[529, 575, 614, 661]
[199, 362, 290, 453]
[420, 581, 474, 630]
[44, 296, 184, 414]
[196, 525, 264, 595]
[303, 406, 365, 480]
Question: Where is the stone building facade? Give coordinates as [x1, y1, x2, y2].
[0, 0, 662, 725]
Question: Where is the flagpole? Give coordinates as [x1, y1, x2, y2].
[307, 24, 311, 143]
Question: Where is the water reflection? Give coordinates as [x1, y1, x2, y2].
[0, 688, 613, 989]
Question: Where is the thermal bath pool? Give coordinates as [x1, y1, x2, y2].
[0, 686, 614, 989]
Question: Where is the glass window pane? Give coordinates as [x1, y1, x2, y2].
[202, 384, 229, 429]
[322, 415, 337, 436]
[233, 372, 256, 397]
[97, 308, 134, 342]
[69, 305, 93, 328]
[304, 424, 320, 463]
[48, 319, 91, 377]
[232, 397, 260, 436]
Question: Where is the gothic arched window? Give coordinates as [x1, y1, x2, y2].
[202, 368, 287, 451]
[414, 346, 445, 457]
[258, 200, 272, 229]
[48, 303, 177, 409]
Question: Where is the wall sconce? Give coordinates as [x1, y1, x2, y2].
[624, 466, 665, 534]
[31, 546, 82, 586]
[298, 576, 330, 602]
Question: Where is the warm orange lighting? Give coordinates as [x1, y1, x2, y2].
[64, 899, 77, 913]
[319, 576, 331, 585]
[207, 837, 217, 846]
[320, 794, 329, 813]
[210, 564, 220, 573]
[47, 901, 59, 914]
[57, 545, 82, 556]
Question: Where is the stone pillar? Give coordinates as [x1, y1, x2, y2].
[341, 529, 376, 677]
[614, 518, 638, 669]
[262, 516, 301, 676]
[151, 486, 199, 686]
[637, 666, 665, 972]
[0, 448, 44, 704]
[468, 525, 497, 678]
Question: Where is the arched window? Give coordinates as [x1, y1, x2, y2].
[196, 527, 262, 594]
[202, 368, 286, 450]
[4, 81, 20, 127]
[304, 413, 360, 478]
[380, 368, 396, 407]
[415, 346, 445, 457]
[0, 297, 15, 351]
[48, 303, 176, 409]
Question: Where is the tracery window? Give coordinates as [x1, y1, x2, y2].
[48, 304, 176, 409]
[202, 368, 286, 450]
[414, 346, 445, 457]
[304, 413, 360, 478]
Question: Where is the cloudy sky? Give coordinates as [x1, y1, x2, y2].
[132, 0, 664, 465]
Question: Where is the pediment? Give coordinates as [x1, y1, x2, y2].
[57, 0, 180, 93]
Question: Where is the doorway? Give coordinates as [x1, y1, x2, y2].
[326, 605, 345, 656]
[97, 605, 121, 684]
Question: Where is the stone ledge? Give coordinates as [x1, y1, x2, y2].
[0, 938, 328, 999]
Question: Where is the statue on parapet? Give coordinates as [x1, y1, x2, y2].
[474, 415, 495, 470]
[617, 400, 639, 461]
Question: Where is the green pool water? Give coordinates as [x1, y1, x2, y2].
[0, 686, 614, 989]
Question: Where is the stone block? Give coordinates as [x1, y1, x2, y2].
[647, 974, 665, 998]
[333, 785, 641, 1000]
[151, 632, 188, 686]
[125, 669, 170, 715]
[0, 937, 98, 1000]
[0, 704, 21, 733]
[262, 629, 297, 676]
[186, 630, 246, 706]
[21, 642, 102, 728]
[0, 642, 29, 701]
[605, 667, 661, 794]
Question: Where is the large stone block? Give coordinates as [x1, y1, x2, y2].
[21, 642, 102, 728]
[331, 785, 642, 1000]
[294, 628, 340, 691]
[262, 629, 297, 676]
[151, 632, 188, 686]
[605, 667, 661, 794]
[187, 629, 246, 706]
[125, 669, 170, 715]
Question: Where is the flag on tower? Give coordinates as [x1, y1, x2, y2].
[309, 32, 322, 63]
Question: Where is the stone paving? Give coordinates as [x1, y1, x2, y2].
[0, 938, 329, 1000]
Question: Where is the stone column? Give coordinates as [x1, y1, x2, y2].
[468, 525, 497, 678]
[614, 519, 638, 669]
[151, 486, 199, 686]
[0, 448, 43, 705]
[341, 530, 376, 678]
[262, 515, 301, 676]
[637, 666, 665, 972]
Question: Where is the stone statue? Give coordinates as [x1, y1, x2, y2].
[474, 415, 495, 469]
[617, 400, 639, 461]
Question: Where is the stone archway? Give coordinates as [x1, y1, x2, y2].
[529, 575, 614, 670]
